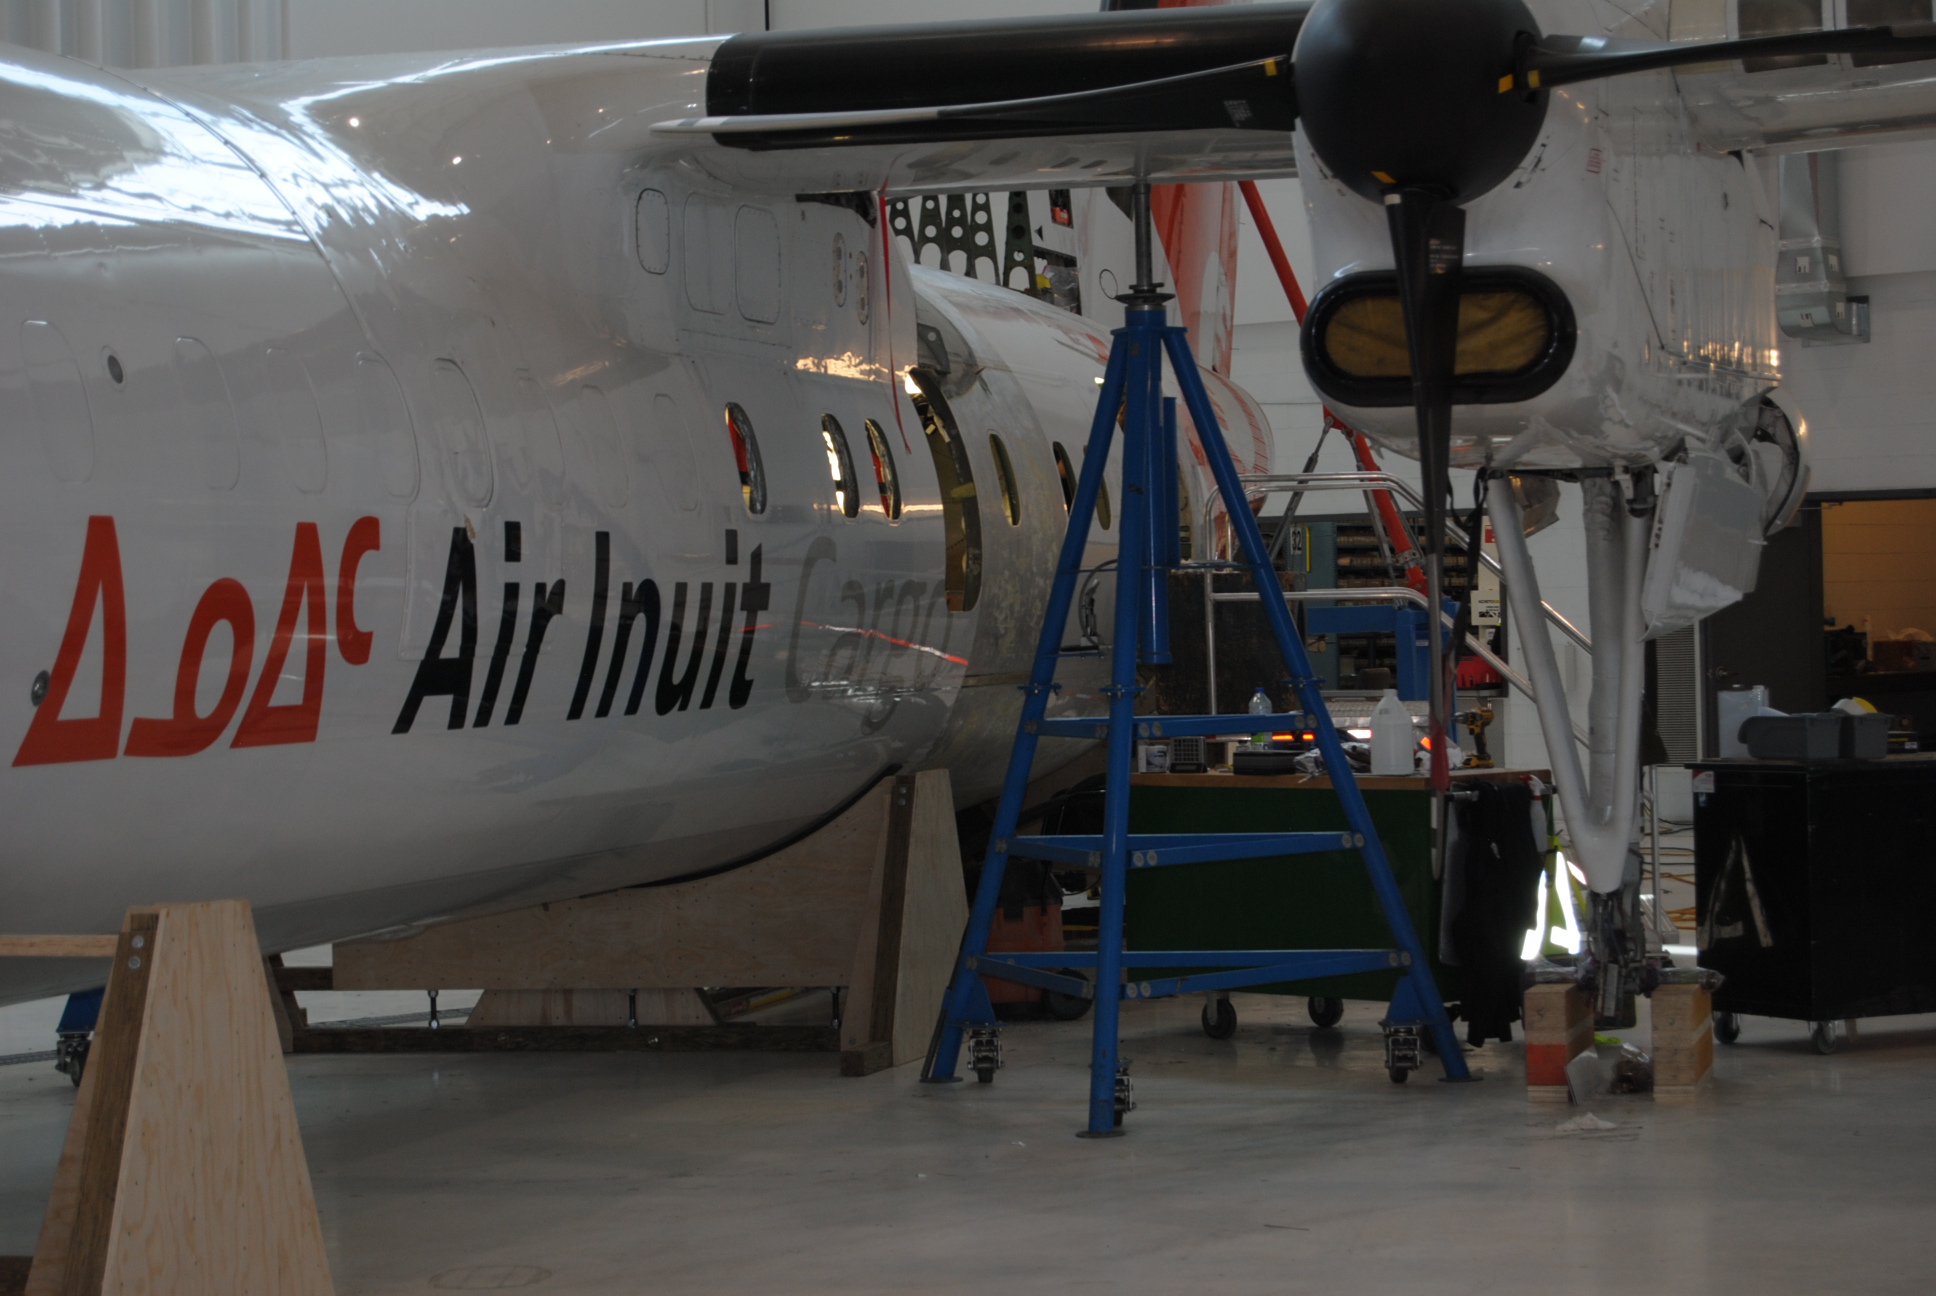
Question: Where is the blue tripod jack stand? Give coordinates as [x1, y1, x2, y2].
[919, 181, 1472, 1136]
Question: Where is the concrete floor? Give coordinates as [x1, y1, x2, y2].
[5, 992, 1933, 1294]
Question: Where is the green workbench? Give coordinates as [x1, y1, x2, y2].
[1127, 770, 1546, 1005]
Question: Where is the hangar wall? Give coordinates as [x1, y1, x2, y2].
[1779, 137, 1936, 496]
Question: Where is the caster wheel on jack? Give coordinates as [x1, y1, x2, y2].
[1201, 997, 1237, 1040]
[1307, 996, 1344, 1029]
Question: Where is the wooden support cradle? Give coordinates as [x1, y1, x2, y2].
[324, 769, 968, 1075]
[1, 900, 333, 1296]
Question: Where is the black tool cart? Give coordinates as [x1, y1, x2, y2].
[1691, 755, 1936, 1052]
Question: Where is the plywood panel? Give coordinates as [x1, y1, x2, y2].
[892, 770, 969, 1066]
[335, 783, 894, 990]
[100, 902, 333, 1295]
[27, 902, 331, 1296]
[1652, 983, 1714, 1096]
[1523, 982, 1592, 1100]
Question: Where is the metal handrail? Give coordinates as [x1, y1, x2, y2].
[1196, 470, 1593, 655]
[1209, 584, 1591, 748]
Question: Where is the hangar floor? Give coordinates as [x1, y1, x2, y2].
[4, 993, 1933, 1294]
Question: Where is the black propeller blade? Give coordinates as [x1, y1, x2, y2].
[688, 55, 1296, 151]
[1518, 22, 1936, 89]
[699, 4, 1310, 148]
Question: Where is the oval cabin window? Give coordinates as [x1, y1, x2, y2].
[865, 418, 902, 519]
[822, 414, 860, 518]
[724, 402, 767, 514]
[906, 369, 981, 612]
[989, 433, 1021, 526]
[1052, 442, 1076, 511]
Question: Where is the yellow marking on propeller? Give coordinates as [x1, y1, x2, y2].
[1265, 58, 1280, 75]
[1528, 69, 1542, 88]
[1372, 170, 1396, 184]
[1498, 74, 1515, 92]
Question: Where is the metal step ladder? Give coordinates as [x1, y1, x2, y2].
[920, 181, 1473, 1136]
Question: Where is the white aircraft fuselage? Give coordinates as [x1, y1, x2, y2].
[0, 38, 1274, 1003]
[10, 0, 1935, 998]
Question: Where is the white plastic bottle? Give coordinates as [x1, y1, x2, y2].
[1248, 687, 1272, 749]
[1369, 689, 1414, 775]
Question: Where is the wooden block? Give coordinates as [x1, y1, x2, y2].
[0, 936, 117, 958]
[1652, 983, 1714, 1095]
[30, 901, 332, 1296]
[839, 1042, 892, 1077]
[1523, 982, 1592, 1096]
[334, 777, 899, 991]
[273, 966, 332, 993]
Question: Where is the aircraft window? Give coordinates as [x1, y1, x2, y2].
[989, 433, 1022, 526]
[724, 402, 767, 514]
[1849, 0, 1934, 64]
[1738, 0, 1829, 70]
[636, 189, 670, 274]
[865, 418, 902, 519]
[427, 359, 492, 506]
[175, 337, 242, 492]
[907, 369, 983, 612]
[356, 354, 419, 501]
[822, 414, 860, 518]
[21, 320, 95, 484]
[735, 205, 782, 324]
[1052, 442, 1076, 511]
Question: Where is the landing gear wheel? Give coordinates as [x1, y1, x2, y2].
[1388, 1066, 1410, 1084]
[1714, 1012, 1741, 1045]
[1809, 1020, 1841, 1055]
[1307, 996, 1344, 1029]
[1201, 997, 1238, 1040]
